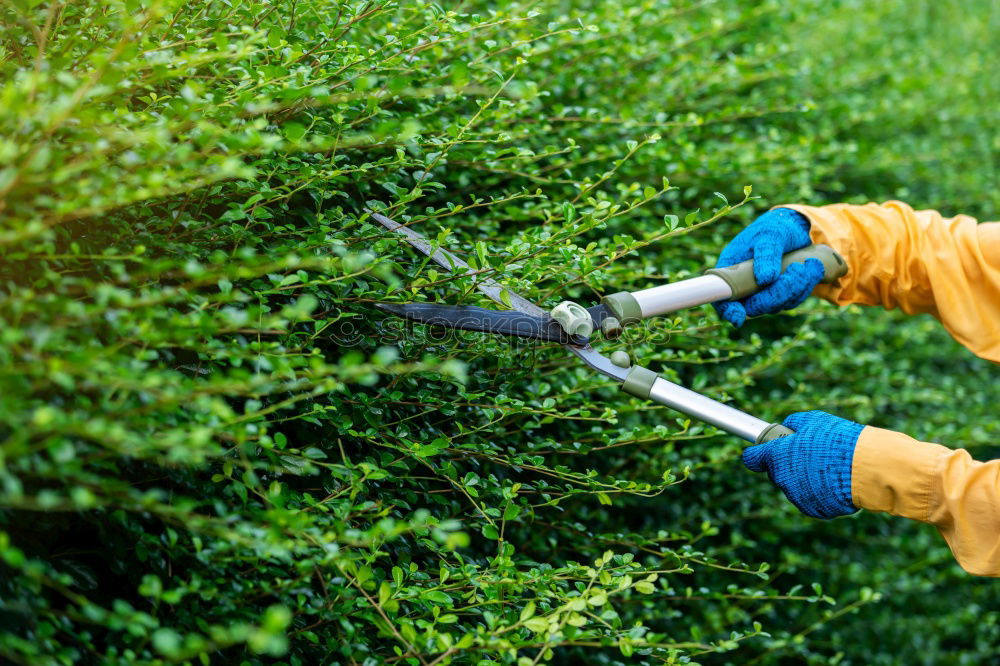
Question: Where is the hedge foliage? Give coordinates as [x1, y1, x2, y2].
[1, 1, 998, 664]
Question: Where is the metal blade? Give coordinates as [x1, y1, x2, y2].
[570, 345, 629, 381]
[369, 209, 625, 382]
[369, 210, 547, 317]
[376, 303, 583, 344]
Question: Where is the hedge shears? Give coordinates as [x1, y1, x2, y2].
[371, 211, 846, 444]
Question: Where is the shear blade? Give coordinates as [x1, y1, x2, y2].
[376, 303, 584, 344]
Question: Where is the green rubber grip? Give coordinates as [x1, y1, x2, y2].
[756, 423, 794, 443]
[704, 243, 847, 300]
[621, 366, 658, 400]
[601, 291, 642, 325]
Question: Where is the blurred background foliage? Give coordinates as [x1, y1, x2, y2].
[1, 0, 998, 664]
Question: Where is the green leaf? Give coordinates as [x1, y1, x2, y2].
[475, 241, 488, 268]
[422, 590, 453, 604]
[587, 592, 607, 606]
[524, 617, 549, 634]
[283, 122, 307, 143]
[152, 629, 182, 658]
[562, 202, 576, 224]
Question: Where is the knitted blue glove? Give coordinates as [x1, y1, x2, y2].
[742, 410, 864, 519]
[714, 208, 824, 327]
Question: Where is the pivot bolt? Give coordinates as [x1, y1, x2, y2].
[601, 316, 623, 339]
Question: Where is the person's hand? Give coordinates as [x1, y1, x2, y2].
[714, 208, 824, 327]
[742, 410, 864, 519]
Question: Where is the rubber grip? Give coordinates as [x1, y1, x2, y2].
[704, 243, 847, 300]
[756, 423, 794, 443]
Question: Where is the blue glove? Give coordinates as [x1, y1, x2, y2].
[714, 208, 825, 327]
[742, 411, 864, 519]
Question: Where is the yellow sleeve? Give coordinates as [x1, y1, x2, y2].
[779, 201, 1000, 575]
[783, 201, 1000, 363]
[852, 427, 1000, 577]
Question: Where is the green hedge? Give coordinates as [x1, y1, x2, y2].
[1, 1, 998, 664]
